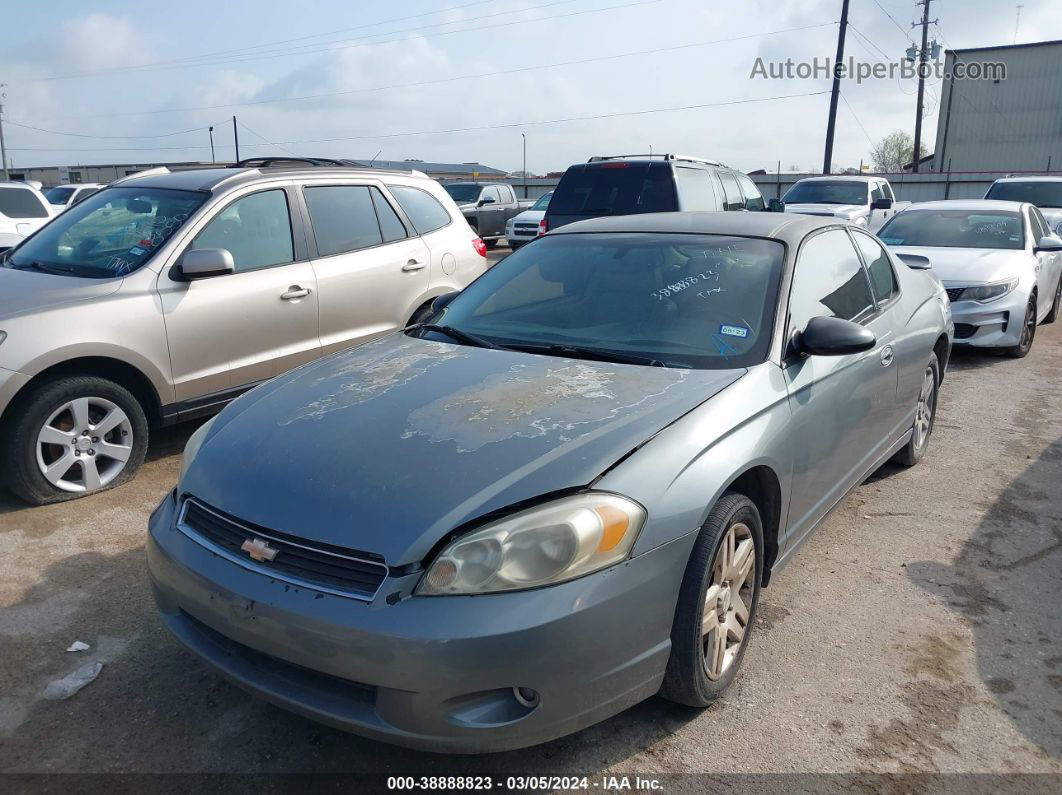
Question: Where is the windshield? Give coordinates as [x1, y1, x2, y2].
[783, 180, 868, 205]
[530, 192, 552, 211]
[879, 209, 1025, 250]
[548, 162, 677, 216]
[44, 186, 76, 204]
[423, 232, 784, 369]
[443, 184, 483, 204]
[985, 181, 1062, 208]
[6, 186, 208, 278]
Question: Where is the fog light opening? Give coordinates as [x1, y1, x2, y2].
[513, 687, 540, 708]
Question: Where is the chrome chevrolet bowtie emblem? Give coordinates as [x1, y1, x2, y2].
[241, 537, 278, 562]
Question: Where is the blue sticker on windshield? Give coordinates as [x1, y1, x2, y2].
[719, 324, 750, 339]
[128, 247, 146, 256]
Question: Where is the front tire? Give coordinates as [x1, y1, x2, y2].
[2, 376, 149, 505]
[891, 353, 939, 467]
[1043, 277, 1061, 324]
[1005, 298, 1037, 358]
[660, 492, 763, 707]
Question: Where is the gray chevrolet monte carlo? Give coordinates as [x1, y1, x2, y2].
[148, 212, 953, 753]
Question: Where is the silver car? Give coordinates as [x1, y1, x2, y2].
[0, 160, 487, 504]
[878, 200, 1062, 357]
[149, 212, 952, 752]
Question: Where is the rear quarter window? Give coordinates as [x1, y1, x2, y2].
[0, 187, 49, 218]
[387, 185, 452, 234]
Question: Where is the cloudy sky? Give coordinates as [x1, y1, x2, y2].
[2, 0, 1059, 174]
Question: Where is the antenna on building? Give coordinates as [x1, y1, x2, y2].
[1013, 4, 1023, 44]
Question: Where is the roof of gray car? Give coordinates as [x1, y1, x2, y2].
[904, 199, 1026, 211]
[548, 211, 842, 242]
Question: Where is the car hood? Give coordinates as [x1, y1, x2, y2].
[785, 203, 867, 219]
[184, 334, 745, 565]
[887, 246, 1028, 285]
[0, 267, 123, 319]
[510, 209, 545, 224]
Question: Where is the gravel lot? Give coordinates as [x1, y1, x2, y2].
[1, 255, 1060, 786]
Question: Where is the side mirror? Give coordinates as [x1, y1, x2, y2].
[767, 198, 786, 213]
[896, 253, 931, 270]
[431, 291, 460, 314]
[478, 196, 496, 206]
[1034, 235, 1062, 253]
[180, 248, 234, 280]
[871, 197, 894, 210]
[797, 316, 876, 356]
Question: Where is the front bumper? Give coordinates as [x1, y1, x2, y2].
[948, 291, 1027, 348]
[148, 491, 691, 753]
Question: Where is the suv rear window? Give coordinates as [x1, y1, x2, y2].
[549, 162, 677, 217]
[0, 187, 49, 218]
[985, 180, 1062, 208]
[388, 185, 452, 234]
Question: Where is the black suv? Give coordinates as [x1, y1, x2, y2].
[544, 154, 780, 232]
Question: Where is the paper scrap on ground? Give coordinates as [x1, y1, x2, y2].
[42, 662, 103, 700]
[66, 641, 90, 653]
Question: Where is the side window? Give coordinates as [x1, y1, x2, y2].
[736, 173, 765, 211]
[674, 167, 720, 211]
[852, 231, 898, 304]
[370, 188, 407, 243]
[192, 189, 293, 272]
[304, 186, 382, 256]
[1030, 207, 1048, 240]
[0, 187, 49, 219]
[788, 229, 875, 334]
[882, 182, 895, 200]
[485, 186, 502, 203]
[388, 185, 452, 234]
[500, 185, 515, 203]
[74, 188, 99, 204]
[871, 183, 885, 202]
[718, 171, 744, 211]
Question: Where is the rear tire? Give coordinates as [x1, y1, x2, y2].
[1043, 277, 1061, 324]
[1005, 298, 1037, 358]
[484, 238, 498, 250]
[660, 492, 763, 707]
[891, 353, 939, 467]
[2, 376, 149, 505]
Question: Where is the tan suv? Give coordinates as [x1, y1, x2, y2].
[0, 158, 488, 504]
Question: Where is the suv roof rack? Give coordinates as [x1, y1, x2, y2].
[587, 153, 723, 167]
[234, 156, 351, 168]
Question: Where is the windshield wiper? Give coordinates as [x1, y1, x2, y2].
[8, 260, 76, 275]
[410, 323, 500, 350]
[505, 342, 675, 368]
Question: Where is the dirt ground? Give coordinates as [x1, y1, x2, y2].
[1, 272, 1060, 788]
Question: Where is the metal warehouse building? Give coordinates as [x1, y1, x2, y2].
[928, 38, 1062, 173]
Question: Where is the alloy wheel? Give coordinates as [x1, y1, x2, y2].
[702, 521, 756, 680]
[35, 397, 134, 493]
[913, 364, 936, 452]
[1019, 301, 1036, 351]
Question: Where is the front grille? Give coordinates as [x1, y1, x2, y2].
[945, 287, 965, 302]
[954, 323, 977, 339]
[515, 223, 539, 230]
[179, 499, 388, 600]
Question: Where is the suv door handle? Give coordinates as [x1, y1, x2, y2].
[879, 344, 894, 367]
[281, 286, 312, 300]
[402, 260, 426, 272]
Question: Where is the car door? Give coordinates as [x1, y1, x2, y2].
[1029, 206, 1062, 318]
[160, 186, 321, 401]
[481, 185, 506, 236]
[781, 227, 897, 549]
[302, 183, 431, 355]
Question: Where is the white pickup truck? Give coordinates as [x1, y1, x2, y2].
[781, 176, 909, 231]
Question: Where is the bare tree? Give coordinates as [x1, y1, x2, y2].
[870, 130, 928, 172]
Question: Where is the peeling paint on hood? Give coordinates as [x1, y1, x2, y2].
[182, 333, 744, 565]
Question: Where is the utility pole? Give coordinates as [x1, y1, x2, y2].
[911, 0, 936, 173]
[208, 126, 216, 163]
[0, 85, 9, 181]
[1013, 4, 1023, 44]
[822, 0, 850, 175]
[232, 116, 240, 162]
[521, 133, 527, 198]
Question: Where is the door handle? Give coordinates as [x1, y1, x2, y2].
[879, 344, 894, 367]
[402, 260, 427, 272]
[281, 286, 312, 300]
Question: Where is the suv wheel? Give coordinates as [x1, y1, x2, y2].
[3, 376, 149, 505]
[660, 492, 763, 707]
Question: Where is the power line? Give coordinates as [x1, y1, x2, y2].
[3, 118, 225, 140]
[845, 22, 891, 61]
[6, 90, 829, 153]
[871, 0, 915, 43]
[28, 0, 637, 82]
[839, 91, 874, 146]
[238, 121, 300, 158]
[31, 21, 836, 120]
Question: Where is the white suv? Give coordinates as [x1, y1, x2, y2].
[0, 158, 487, 504]
[0, 182, 54, 253]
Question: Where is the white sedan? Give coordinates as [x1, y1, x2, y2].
[878, 200, 1062, 358]
[505, 191, 552, 249]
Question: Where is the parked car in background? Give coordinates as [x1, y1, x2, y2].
[442, 182, 531, 248]
[985, 176, 1062, 237]
[505, 190, 552, 249]
[0, 182, 53, 253]
[544, 154, 775, 232]
[783, 176, 908, 231]
[878, 200, 1062, 357]
[149, 211, 950, 753]
[43, 183, 106, 212]
[0, 158, 487, 505]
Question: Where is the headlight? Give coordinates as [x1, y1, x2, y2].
[854, 216, 868, 225]
[957, 277, 1019, 303]
[417, 493, 647, 595]
[178, 415, 217, 483]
